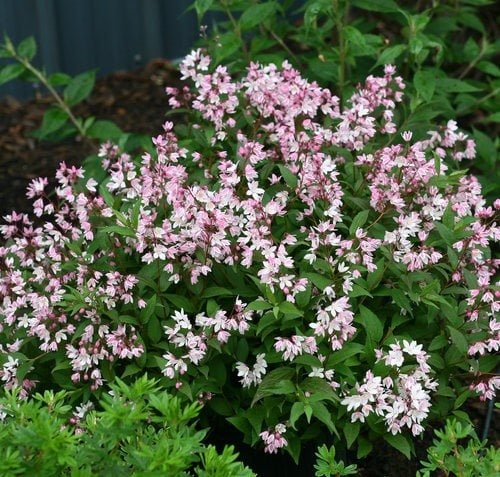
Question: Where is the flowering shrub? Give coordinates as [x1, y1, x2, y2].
[0, 49, 498, 462]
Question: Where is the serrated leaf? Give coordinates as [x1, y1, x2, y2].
[279, 301, 303, 318]
[310, 401, 335, 432]
[304, 272, 332, 291]
[214, 31, 242, 63]
[201, 286, 235, 298]
[350, 284, 372, 298]
[429, 335, 448, 351]
[17, 36, 37, 60]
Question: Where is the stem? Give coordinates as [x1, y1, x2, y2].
[13, 53, 86, 137]
[458, 39, 487, 80]
[333, 0, 347, 100]
[265, 26, 302, 67]
[223, 5, 249, 62]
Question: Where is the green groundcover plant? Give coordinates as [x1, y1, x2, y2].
[416, 418, 499, 477]
[0, 45, 498, 465]
[0, 375, 255, 476]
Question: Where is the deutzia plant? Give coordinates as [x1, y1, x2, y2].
[0, 48, 498, 463]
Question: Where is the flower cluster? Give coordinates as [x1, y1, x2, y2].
[260, 423, 288, 454]
[341, 340, 437, 435]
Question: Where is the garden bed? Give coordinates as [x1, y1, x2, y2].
[0, 43, 498, 477]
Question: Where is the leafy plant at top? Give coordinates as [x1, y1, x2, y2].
[0, 34, 151, 153]
[194, 0, 499, 200]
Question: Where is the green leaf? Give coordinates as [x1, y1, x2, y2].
[209, 397, 233, 417]
[434, 222, 454, 245]
[86, 120, 123, 141]
[488, 112, 500, 122]
[367, 259, 385, 290]
[146, 315, 162, 343]
[349, 210, 369, 235]
[251, 367, 295, 406]
[351, 0, 399, 12]
[289, 401, 305, 428]
[164, 294, 197, 313]
[279, 301, 303, 318]
[373, 44, 406, 69]
[357, 305, 384, 344]
[344, 420, 360, 449]
[48, 72, 71, 86]
[357, 436, 373, 459]
[476, 60, 500, 77]
[304, 272, 332, 291]
[304, 0, 332, 29]
[100, 225, 136, 238]
[201, 286, 235, 298]
[139, 295, 157, 324]
[214, 31, 242, 63]
[327, 342, 364, 366]
[310, 401, 335, 432]
[350, 284, 372, 298]
[17, 36, 37, 60]
[473, 128, 497, 171]
[384, 433, 413, 459]
[36, 108, 69, 138]
[277, 164, 298, 188]
[239, 2, 278, 30]
[414, 69, 436, 102]
[246, 299, 272, 311]
[64, 70, 96, 106]
[429, 335, 448, 351]
[447, 326, 468, 354]
[436, 77, 482, 93]
[300, 377, 338, 404]
[194, 0, 213, 19]
[0, 63, 25, 85]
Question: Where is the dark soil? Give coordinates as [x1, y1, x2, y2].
[0, 58, 180, 217]
[0, 60, 497, 477]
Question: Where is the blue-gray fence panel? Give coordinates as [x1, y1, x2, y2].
[0, 0, 202, 98]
